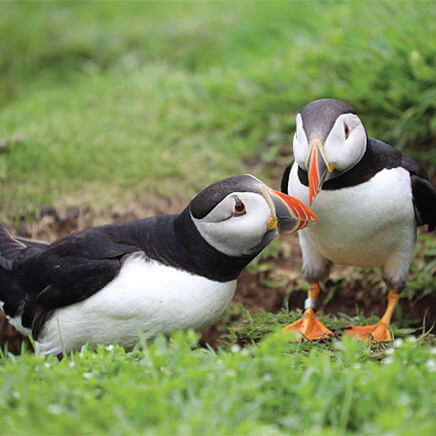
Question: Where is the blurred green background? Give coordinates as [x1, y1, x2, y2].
[1, 1, 435, 218]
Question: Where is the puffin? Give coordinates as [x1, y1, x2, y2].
[281, 98, 436, 341]
[0, 174, 317, 355]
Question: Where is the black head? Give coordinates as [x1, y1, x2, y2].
[299, 98, 357, 143]
[293, 98, 367, 205]
[190, 174, 263, 219]
[188, 174, 317, 257]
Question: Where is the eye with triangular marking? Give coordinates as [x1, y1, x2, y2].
[234, 200, 246, 216]
[344, 123, 350, 139]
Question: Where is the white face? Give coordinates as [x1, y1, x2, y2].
[192, 192, 278, 257]
[293, 112, 367, 174]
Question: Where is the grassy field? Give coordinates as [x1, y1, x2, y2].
[1, 329, 436, 435]
[1, 2, 435, 216]
[0, 2, 436, 435]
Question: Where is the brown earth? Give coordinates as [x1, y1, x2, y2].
[1, 198, 435, 354]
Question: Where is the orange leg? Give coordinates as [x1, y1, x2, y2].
[282, 282, 334, 341]
[344, 290, 400, 342]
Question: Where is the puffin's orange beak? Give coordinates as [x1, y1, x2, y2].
[305, 139, 335, 205]
[262, 186, 318, 234]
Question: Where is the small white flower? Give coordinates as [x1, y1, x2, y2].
[68, 362, 76, 368]
[407, 336, 416, 343]
[12, 391, 21, 400]
[83, 372, 93, 379]
[429, 347, 436, 355]
[263, 374, 272, 382]
[48, 404, 63, 415]
[384, 356, 394, 365]
[393, 338, 403, 348]
[160, 367, 171, 376]
[44, 362, 50, 368]
[385, 348, 395, 355]
[353, 363, 361, 370]
[426, 359, 436, 372]
[231, 344, 241, 353]
[397, 393, 411, 406]
[106, 345, 114, 351]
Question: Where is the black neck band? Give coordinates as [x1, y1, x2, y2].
[143, 209, 257, 282]
[297, 138, 402, 190]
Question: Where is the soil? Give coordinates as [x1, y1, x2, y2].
[1, 197, 435, 354]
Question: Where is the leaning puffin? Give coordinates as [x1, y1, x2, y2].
[0, 174, 316, 355]
[281, 98, 436, 341]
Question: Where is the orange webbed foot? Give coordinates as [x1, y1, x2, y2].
[283, 308, 334, 341]
[343, 321, 392, 342]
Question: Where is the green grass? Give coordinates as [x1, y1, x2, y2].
[1, 1, 435, 216]
[1, 330, 436, 435]
[217, 303, 432, 349]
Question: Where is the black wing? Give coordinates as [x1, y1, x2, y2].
[397, 146, 436, 232]
[409, 174, 436, 232]
[281, 161, 294, 194]
[15, 236, 50, 250]
[400, 152, 428, 179]
[13, 220, 152, 333]
[18, 220, 148, 303]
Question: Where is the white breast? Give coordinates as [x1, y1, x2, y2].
[288, 164, 416, 268]
[37, 253, 236, 355]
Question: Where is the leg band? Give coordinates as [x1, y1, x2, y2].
[304, 298, 318, 311]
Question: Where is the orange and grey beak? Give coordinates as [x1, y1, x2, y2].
[305, 139, 335, 205]
[262, 186, 318, 234]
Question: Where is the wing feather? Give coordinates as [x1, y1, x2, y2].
[410, 175, 436, 232]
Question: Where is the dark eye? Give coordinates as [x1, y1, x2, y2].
[344, 123, 350, 139]
[234, 200, 246, 215]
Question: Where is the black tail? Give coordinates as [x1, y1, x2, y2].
[0, 225, 48, 321]
[0, 267, 26, 320]
[0, 224, 28, 270]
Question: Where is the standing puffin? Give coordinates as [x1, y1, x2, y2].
[281, 99, 436, 341]
[0, 175, 316, 355]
